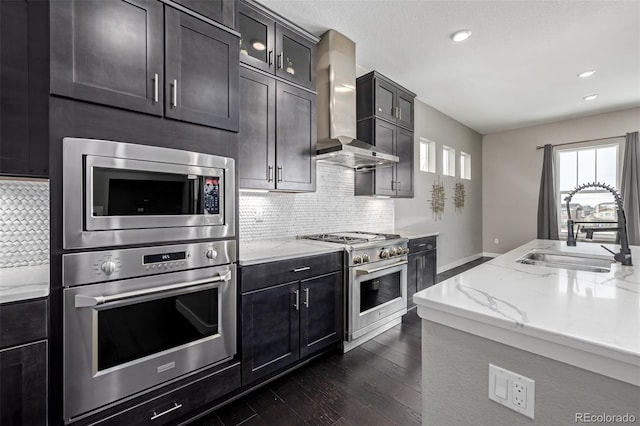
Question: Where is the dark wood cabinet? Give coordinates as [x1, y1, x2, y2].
[238, 68, 316, 191]
[357, 71, 415, 130]
[0, 341, 47, 425]
[407, 236, 437, 310]
[50, 0, 239, 131]
[165, 7, 239, 130]
[240, 252, 343, 385]
[237, 1, 316, 90]
[0, 0, 48, 177]
[171, 0, 235, 29]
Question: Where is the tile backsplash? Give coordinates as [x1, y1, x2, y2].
[239, 162, 394, 241]
[0, 179, 49, 268]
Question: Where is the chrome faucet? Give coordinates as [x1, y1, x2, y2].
[564, 182, 632, 266]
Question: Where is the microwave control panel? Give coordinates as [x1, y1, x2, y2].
[203, 177, 220, 215]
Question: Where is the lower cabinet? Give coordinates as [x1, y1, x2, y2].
[407, 237, 437, 309]
[240, 252, 343, 385]
[0, 340, 47, 425]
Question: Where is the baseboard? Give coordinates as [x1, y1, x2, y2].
[482, 252, 501, 258]
[437, 253, 484, 274]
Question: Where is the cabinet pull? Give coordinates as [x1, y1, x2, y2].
[418, 243, 427, 247]
[398, 107, 402, 120]
[171, 79, 178, 108]
[277, 166, 283, 182]
[277, 53, 283, 69]
[150, 403, 182, 420]
[292, 266, 310, 273]
[303, 288, 309, 307]
[153, 73, 159, 103]
[293, 289, 300, 311]
[268, 50, 273, 66]
[268, 165, 274, 182]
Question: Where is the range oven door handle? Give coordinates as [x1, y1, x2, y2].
[75, 270, 232, 308]
[355, 260, 408, 276]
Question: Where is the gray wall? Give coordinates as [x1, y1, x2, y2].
[482, 107, 640, 254]
[395, 99, 483, 270]
[422, 321, 639, 426]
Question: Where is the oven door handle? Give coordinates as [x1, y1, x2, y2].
[355, 260, 408, 275]
[74, 271, 232, 308]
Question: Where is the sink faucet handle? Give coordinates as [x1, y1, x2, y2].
[600, 244, 616, 256]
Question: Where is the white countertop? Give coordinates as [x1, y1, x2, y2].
[394, 229, 439, 240]
[414, 239, 640, 386]
[239, 239, 344, 266]
[0, 264, 50, 304]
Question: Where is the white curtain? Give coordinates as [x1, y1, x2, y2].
[621, 131, 640, 245]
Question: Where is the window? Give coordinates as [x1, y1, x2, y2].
[442, 145, 455, 177]
[556, 142, 622, 240]
[419, 138, 436, 173]
[460, 152, 471, 180]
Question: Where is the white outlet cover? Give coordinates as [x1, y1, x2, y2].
[488, 364, 535, 419]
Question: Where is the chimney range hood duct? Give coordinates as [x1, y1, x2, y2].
[316, 30, 398, 169]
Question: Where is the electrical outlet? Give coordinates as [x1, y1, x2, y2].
[494, 238, 500, 244]
[488, 364, 535, 419]
[255, 207, 264, 222]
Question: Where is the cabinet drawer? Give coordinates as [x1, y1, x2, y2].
[241, 251, 343, 293]
[408, 236, 437, 252]
[95, 363, 241, 425]
[0, 298, 47, 350]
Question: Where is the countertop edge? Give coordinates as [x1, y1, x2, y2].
[394, 230, 440, 240]
[416, 301, 640, 386]
[238, 246, 343, 266]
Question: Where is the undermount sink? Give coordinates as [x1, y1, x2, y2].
[516, 249, 614, 273]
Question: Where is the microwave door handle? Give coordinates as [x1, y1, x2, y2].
[75, 270, 232, 308]
[355, 260, 408, 276]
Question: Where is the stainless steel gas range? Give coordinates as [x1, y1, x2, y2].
[299, 232, 408, 351]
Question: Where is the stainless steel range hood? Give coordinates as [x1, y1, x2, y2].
[316, 30, 398, 169]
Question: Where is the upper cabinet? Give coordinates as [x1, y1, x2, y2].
[237, 1, 316, 90]
[50, 0, 239, 132]
[357, 71, 414, 130]
[171, 0, 235, 29]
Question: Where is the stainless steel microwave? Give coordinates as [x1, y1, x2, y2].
[63, 138, 235, 249]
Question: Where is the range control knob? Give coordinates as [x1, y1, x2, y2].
[389, 247, 397, 257]
[402, 248, 410, 255]
[353, 255, 363, 264]
[380, 249, 390, 259]
[100, 261, 116, 275]
[362, 254, 370, 263]
[205, 249, 218, 260]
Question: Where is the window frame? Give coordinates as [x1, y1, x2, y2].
[419, 138, 436, 173]
[460, 151, 471, 180]
[442, 145, 456, 177]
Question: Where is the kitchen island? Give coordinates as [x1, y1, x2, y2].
[414, 239, 639, 425]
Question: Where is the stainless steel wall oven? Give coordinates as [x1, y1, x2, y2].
[62, 137, 235, 249]
[63, 241, 236, 422]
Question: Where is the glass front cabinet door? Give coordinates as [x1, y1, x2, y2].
[275, 24, 315, 90]
[237, 3, 275, 73]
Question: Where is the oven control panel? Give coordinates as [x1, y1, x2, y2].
[349, 239, 408, 266]
[63, 240, 236, 287]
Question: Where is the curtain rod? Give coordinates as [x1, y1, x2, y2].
[535, 135, 626, 150]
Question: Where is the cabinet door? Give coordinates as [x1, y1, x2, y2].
[276, 82, 316, 192]
[373, 119, 396, 196]
[275, 24, 316, 90]
[374, 78, 396, 123]
[237, 3, 275, 73]
[171, 0, 235, 29]
[50, 0, 164, 116]
[395, 128, 414, 198]
[420, 250, 437, 291]
[165, 8, 239, 131]
[0, 341, 46, 425]
[299, 271, 343, 358]
[238, 68, 276, 190]
[241, 282, 300, 385]
[407, 253, 420, 309]
[397, 89, 414, 129]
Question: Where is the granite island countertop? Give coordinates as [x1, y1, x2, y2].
[0, 264, 50, 304]
[239, 238, 344, 266]
[414, 239, 640, 386]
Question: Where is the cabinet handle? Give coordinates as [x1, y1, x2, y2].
[418, 243, 427, 247]
[398, 107, 402, 120]
[150, 403, 182, 420]
[277, 53, 283, 69]
[293, 289, 300, 311]
[268, 50, 273, 66]
[292, 266, 311, 273]
[277, 166, 283, 182]
[171, 79, 178, 108]
[268, 165, 274, 182]
[303, 288, 309, 308]
[153, 73, 159, 103]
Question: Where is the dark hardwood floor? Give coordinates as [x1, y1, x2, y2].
[191, 257, 492, 426]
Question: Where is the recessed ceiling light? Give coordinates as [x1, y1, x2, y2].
[583, 94, 599, 101]
[450, 30, 472, 42]
[577, 69, 596, 78]
[251, 40, 266, 51]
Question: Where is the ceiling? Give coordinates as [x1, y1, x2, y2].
[260, 0, 640, 135]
